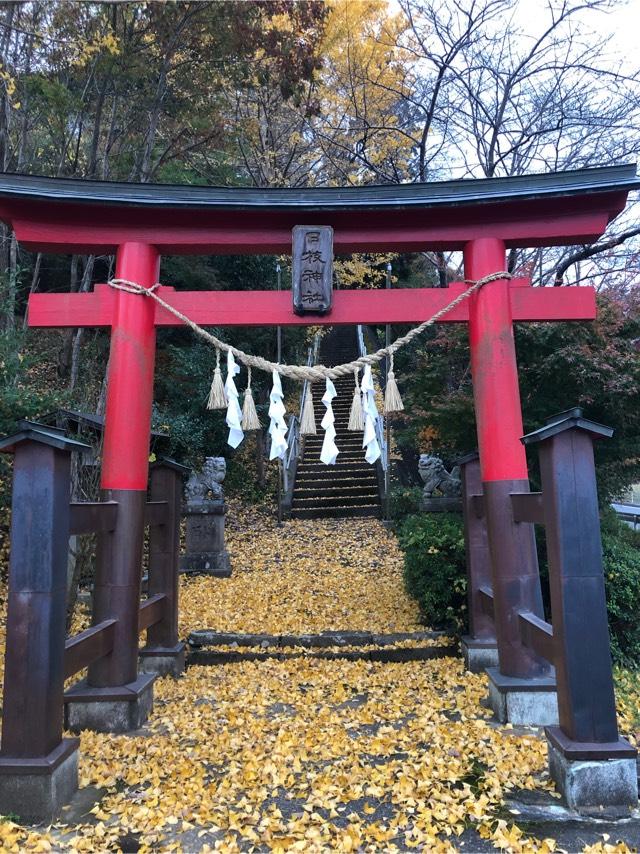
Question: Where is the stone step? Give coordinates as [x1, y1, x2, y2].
[294, 481, 378, 504]
[311, 403, 354, 410]
[188, 646, 456, 665]
[292, 494, 380, 509]
[300, 456, 365, 464]
[309, 424, 354, 432]
[294, 485, 380, 499]
[302, 448, 366, 460]
[312, 409, 357, 416]
[309, 424, 355, 431]
[303, 441, 364, 451]
[187, 630, 456, 665]
[295, 469, 377, 481]
[318, 454, 370, 463]
[304, 433, 363, 442]
[296, 463, 375, 475]
[294, 478, 378, 492]
[311, 425, 355, 431]
[289, 506, 380, 519]
[309, 416, 358, 423]
[301, 446, 370, 456]
[296, 471, 375, 483]
[189, 629, 449, 648]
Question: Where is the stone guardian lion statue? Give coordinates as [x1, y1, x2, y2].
[418, 454, 462, 498]
[184, 456, 226, 504]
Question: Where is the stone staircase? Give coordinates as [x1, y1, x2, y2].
[290, 328, 382, 520]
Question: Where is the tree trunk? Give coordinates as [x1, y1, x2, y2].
[57, 256, 80, 378]
[22, 251, 41, 330]
[4, 230, 17, 332]
[68, 255, 95, 391]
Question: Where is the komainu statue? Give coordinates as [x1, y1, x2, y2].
[184, 457, 226, 505]
[418, 454, 462, 500]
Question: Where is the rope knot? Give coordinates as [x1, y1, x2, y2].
[109, 278, 160, 296]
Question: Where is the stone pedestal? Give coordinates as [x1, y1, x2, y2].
[0, 739, 79, 823]
[487, 667, 559, 726]
[421, 496, 462, 512]
[64, 673, 155, 734]
[546, 727, 638, 811]
[461, 636, 499, 673]
[180, 501, 231, 577]
[139, 642, 186, 677]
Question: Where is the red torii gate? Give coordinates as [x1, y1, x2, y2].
[0, 165, 637, 701]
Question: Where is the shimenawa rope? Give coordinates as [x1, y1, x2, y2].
[107, 271, 512, 382]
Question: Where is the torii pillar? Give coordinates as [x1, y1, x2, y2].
[92, 242, 159, 683]
[64, 242, 160, 731]
[466, 238, 556, 723]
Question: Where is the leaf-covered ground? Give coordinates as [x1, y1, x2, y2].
[179, 502, 422, 636]
[0, 502, 639, 852]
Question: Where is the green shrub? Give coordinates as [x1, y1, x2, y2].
[396, 508, 640, 659]
[397, 513, 467, 631]
[601, 522, 640, 668]
[389, 485, 423, 521]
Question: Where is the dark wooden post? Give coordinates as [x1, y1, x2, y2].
[459, 453, 494, 640]
[139, 458, 188, 677]
[85, 488, 147, 688]
[0, 422, 90, 821]
[520, 409, 636, 807]
[458, 453, 498, 671]
[522, 409, 634, 756]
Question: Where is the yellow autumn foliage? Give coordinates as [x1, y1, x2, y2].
[0, 502, 636, 850]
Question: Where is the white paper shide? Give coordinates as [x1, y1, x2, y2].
[268, 370, 288, 460]
[361, 365, 381, 464]
[320, 377, 339, 465]
[225, 350, 244, 449]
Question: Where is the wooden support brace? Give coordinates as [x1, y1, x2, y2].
[510, 492, 545, 525]
[478, 586, 495, 620]
[138, 594, 166, 633]
[64, 620, 116, 680]
[69, 502, 118, 535]
[518, 611, 555, 664]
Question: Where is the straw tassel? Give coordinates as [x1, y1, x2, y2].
[207, 349, 228, 410]
[384, 354, 404, 414]
[241, 367, 261, 431]
[300, 384, 317, 435]
[348, 369, 364, 431]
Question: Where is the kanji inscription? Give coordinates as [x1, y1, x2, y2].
[292, 225, 333, 315]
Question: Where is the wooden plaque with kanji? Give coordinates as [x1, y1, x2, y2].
[292, 225, 333, 316]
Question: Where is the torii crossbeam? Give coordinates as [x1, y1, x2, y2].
[1, 164, 637, 692]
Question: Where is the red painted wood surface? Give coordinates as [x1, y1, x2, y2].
[465, 238, 529, 482]
[101, 243, 159, 490]
[4, 192, 624, 253]
[28, 281, 596, 329]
